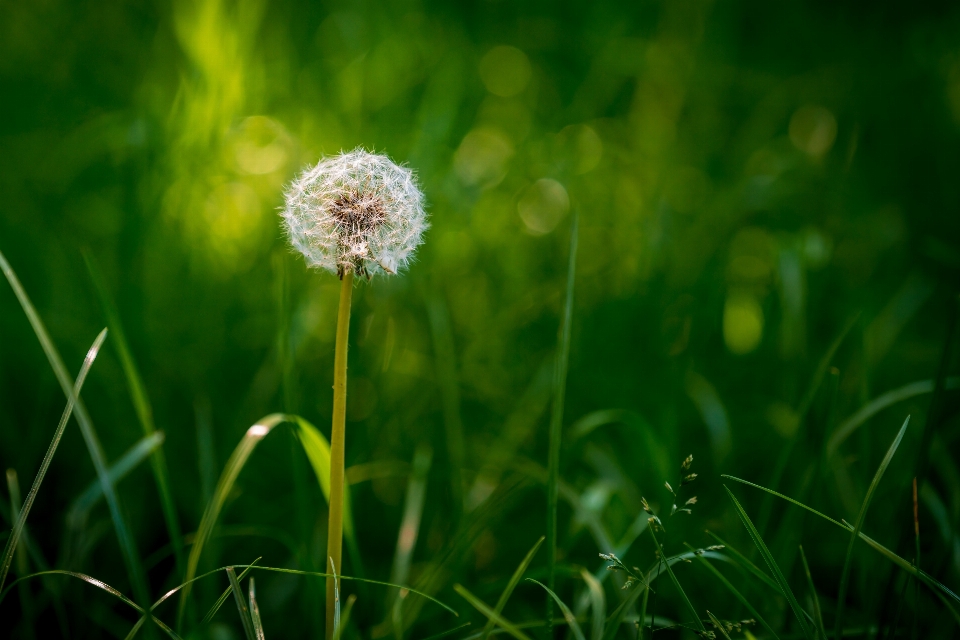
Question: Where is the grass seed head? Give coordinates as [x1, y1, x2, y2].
[282, 148, 428, 279]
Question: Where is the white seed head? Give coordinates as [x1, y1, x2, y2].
[281, 148, 428, 278]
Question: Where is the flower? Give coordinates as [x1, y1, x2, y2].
[281, 148, 427, 278]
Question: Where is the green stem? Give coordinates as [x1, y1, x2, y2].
[327, 270, 354, 640]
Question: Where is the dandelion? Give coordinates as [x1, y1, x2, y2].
[282, 148, 426, 640]
[282, 148, 428, 279]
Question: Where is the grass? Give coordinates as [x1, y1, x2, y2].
[0, 230, 960, 640]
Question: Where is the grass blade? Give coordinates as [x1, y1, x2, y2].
[0, 328, 107, 594]
[704, 531, 781, 594]
[646, 528, 706, 633]
[177, 413, 288, 629]
[579, 568, 606, 640]
[547, 211, 578, 629]
[84, 251, 186, 578]
[480, 536, 544, 640]
[0, 249, 151, 611]
[723, 486, 813, 640]
[706, 611, 732, 640]
[226, 567, 256, 640]
[834, 415, 910, 640]
[248, 577, 266, 640]
[685, 544, 780, 640]
[722, 474, 960, 606]
[527, 578, 587, 640]
[455, 583, 535, 640]
[798, 546, 826, 640]
[201, 559, 263, 624]
[68, 431, 166, 524]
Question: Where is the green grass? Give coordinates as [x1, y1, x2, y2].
[3, 2, 960, 634]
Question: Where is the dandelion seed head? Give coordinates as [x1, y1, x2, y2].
[281, 148, 428, 278]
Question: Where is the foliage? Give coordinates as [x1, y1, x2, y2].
[2, 0, 960, 638]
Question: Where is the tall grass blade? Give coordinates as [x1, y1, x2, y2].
[334, 594, 357, 640]
[177, 413, 288, 629]
[480, 536, 544, 640]
[723, 474, 960, 606]
[0, 328, 107, 594]
[227, 567, 257, 640]
[0, 249, 151, 610]
[248, 577, 266, 640]
[455, 583, 535, 640]
[68, 431, 165, 525]
[704, 531, 781, 593]
[834, 415, 910, 640]
[84, 251, 185, 577]
[527, 578, 587, 640]
[685, 544, 779, 640]
[579, 568, 605, 640]
[723, 486, 813, 640]
[427, 294, 465, 516]
[798, 546, 826, 640]
[646, 528, 705, 633]
[547, 211, 578, 630]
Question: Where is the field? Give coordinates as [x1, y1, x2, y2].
[1, 1, 959, 638]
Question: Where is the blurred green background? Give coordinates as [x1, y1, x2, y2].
[2, 0, 959, 637]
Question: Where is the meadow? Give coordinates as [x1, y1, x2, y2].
[1, 0, 960, 638]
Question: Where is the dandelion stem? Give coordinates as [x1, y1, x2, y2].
[326, 270, 354, 640]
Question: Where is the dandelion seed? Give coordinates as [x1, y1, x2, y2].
[281, 148, 428, 279]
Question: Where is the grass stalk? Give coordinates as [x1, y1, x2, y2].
[0, 328, 107, 595]
[834, 415, 910, 639]
[83, 251, 186, 578]
[547, 212, 578, 634]
[327, 269, 354, 640]
[0, 250, 151, 618]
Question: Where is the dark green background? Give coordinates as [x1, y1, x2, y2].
[1, 0, 959, 637]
